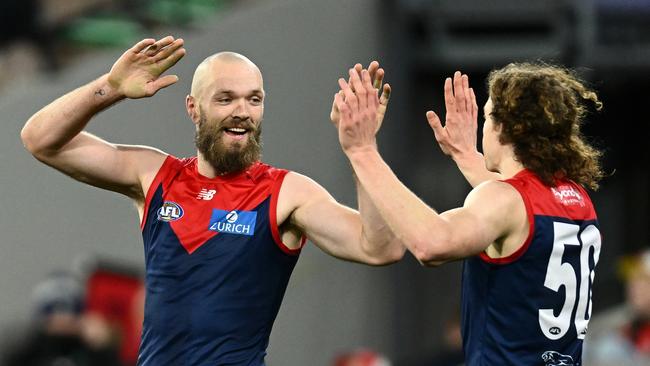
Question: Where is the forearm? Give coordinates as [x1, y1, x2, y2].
[355, 173, 404, 261]
[452, 151, 502, 187]
[347, 148, 452, 262]
[21, 74, 125, 154]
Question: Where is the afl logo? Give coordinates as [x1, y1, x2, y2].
[225, 210, 238, 223]
[549, 327, 561, 335]
[157, 201, 184, 222]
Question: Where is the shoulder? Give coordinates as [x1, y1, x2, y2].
[122, 146, 169, 202]
[274, 171, 333, 228]
[117, 144, 169, 170]
[465, 179, 522, 209]
[280, 171, 331, 201]
[463, 180, 527, 233]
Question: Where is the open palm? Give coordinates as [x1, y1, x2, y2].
[107, 36, 186, 99]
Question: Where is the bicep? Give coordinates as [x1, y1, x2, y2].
[428, 182, 521, 264]
[283, 174, 368, 263]
[436, 207, 500, 260]
[34, 132, 167, 199]
[295, 197, 364, 259]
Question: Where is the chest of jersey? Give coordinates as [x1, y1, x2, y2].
[152, 173, 273, 254]
[138, 158, 299, 365]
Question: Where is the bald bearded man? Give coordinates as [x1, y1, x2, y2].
[21, 36, 402, 366]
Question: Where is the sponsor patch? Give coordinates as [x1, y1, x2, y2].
[551, 186, 585, 207]
[209, 209, 257, 236]
[157, 201, 184, 222]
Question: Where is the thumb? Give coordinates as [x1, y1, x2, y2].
[426, 111, 446, 142]
[148, 75, 179, 95]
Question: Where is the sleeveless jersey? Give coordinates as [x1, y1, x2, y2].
[461, 169, 601, 366]
[138, 156, 304, 366]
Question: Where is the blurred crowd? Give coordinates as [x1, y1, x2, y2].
[0, 262, 144, 366]
[0, 0, 230, 91]
[584, 249, 650, 366]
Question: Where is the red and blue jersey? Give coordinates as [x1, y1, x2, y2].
[138, 156, 304, 366]
[461, 169, 601, 366]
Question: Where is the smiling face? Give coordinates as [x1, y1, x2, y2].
[187, 53, 265, 174]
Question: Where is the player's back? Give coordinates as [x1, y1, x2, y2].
[462, 169, 601, 366]
[138, 156, 303, 366]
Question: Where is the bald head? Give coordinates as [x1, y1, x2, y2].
[190, 52, 263, 100]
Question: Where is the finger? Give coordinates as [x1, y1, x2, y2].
[462, 74, 471, 115]
[339, 77, 358, 112]
[331, 91, 344, 109]
[470, 88, 478, 129]
[367, 61, 379, 83]
[454, 71, 466, 114]
[361, 69, 378, 109]
[443, 77, 455, 116]
[347, 64, 362, 92]
[349, 68, 367, 110]
[379, 83, 391, 106]
[426, 110, 447, 142]
[131, 38, 156, 53]
[373, 68, 384, 90]
[334, 92, 351, 123]
[149, 74, 179, 94]
[157, 47, 186, 71]
[144, 36, 175, 56]
[153, 38, 185, 62]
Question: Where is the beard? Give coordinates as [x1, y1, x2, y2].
[194, 114, 262, 175]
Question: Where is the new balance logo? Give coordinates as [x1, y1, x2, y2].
[196, 189, 216, 200]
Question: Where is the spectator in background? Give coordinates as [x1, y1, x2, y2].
[0, 0, 59, 72]
[422, 312, 464, 366]
[333, 348, 392, 366]
[584, 249, 650, 366]
[1, 272, 121, 366]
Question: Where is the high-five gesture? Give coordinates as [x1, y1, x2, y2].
[330, 61, 391, 131]
[108, 36, 186, 99]
[335, 68, 381, 154]
[426, 71, 502, 186]
[426, 71, 478, 159]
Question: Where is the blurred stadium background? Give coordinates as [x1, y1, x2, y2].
[0, 0, 648, 365]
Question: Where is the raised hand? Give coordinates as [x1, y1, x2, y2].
[107, 36, 186, 99]
[335, 68, 381, 154]
[426, 71, 479, 159]
[330, 61, 391, 131]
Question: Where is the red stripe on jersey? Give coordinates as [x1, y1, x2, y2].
[169, 160, 279, 254]
[143, 156, 290, 254]
[141, 155, 178, 230]
[480, 169, 597, 265]
[480, 178, 535, 264]
[269, 171, 305, 256]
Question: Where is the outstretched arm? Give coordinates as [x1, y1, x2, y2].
[329, 63, 403, 261]
[427, 72, 502, 187]
[20, 36, 185, 201]
[336, 69, 526, 265]
[279, 172, 404, 266]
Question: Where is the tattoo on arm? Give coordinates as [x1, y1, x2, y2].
[94, 88, 106, 97]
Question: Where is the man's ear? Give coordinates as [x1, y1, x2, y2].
[186, 95, 200, 125]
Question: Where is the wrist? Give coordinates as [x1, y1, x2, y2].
[346, 145, 381, 164]
[453, 150, 484, 169]
[96, 74, 127, 104]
